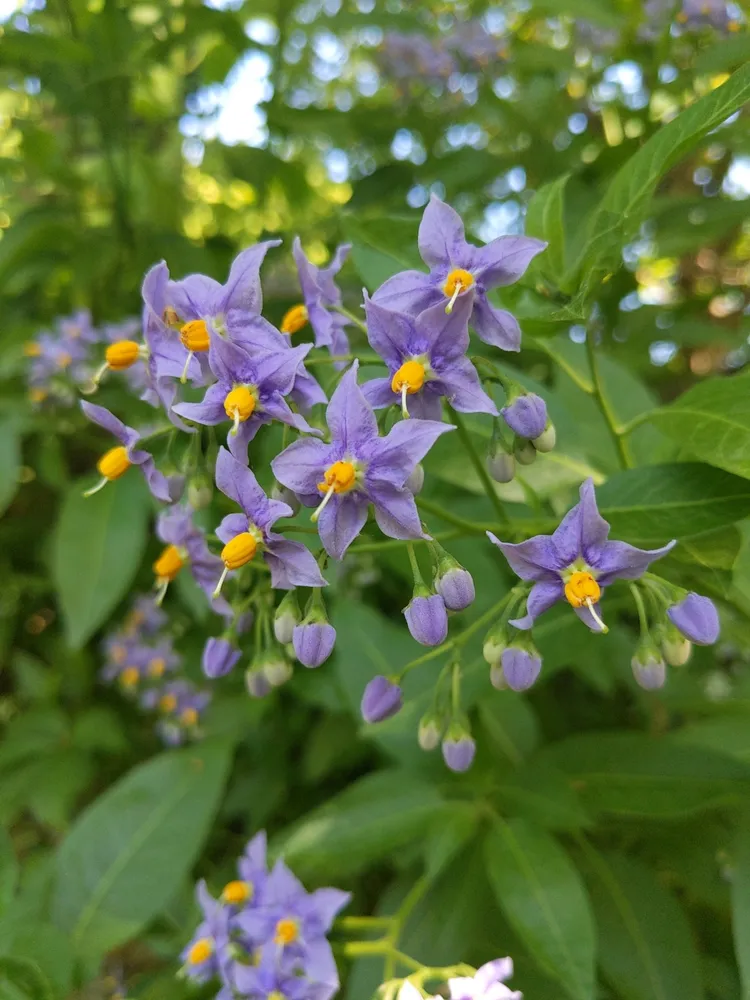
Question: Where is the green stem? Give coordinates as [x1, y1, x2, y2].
[585, 332, 633, 469]
[334, 304, 369, 334]
[415, 497, 496, 535]
[446, 405, 509, 525]
[619, 410, 656, 436]
[338, 916, 393, 932]
[306, 352, 382, 366]
[138, 425, 176, 444]
[349, 531, 462, 554]
[406, 542, 424, 587]
[629, 583, 650, 637]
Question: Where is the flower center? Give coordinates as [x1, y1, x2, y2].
[267, 993, 286, 1000]
[180, 707, 198, 727]
[159, 693, 178, 713]
[318, 460, 357, 495]
[120, 666, 140, 688]
[105, 340, 141, 370]
[442, 268, 474, 314]
[221, 532, 258, 570]
[187, 938, 213, 965]
[224, 386, 257, 436]
[29, 388, 47, 404]
[153, 545, 185, 583]
[148, 657, 166, 678]
[57, 351, 72, 369]
[179, 320, 210, 353]
[111, 644, 126, 664]
[97, 446, 131, 481]
[274, 918, 300, 946]
[280, 304, 308, 335]
[222, 880, 253, 905]
[163, 306, 181, 327]
[24, 342, 41, 357]
[391, 360, 426, 418]
[563, 571, 601, 608]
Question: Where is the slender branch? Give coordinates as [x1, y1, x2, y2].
[629, 583, 650, 636]
[416, 497, 495, 535]
[446, 405, 509, 525]
[619, 410, 656, 436]
[585, 332, 634, 469]
[334, 304, 369, 334]
[305, 352, 382, 366]
[349, 530, 462, 554]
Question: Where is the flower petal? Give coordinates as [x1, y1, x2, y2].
[272, 437, 332, 495]
[591, 538, 676, 585]
[551, 478, 610, 566]
[219, 240, 281, 317]
[216, 512, 248, 545]
[370, 418, 454, 487]
[440, 356, 498, 415]
[317, 493, 369, 560]
[206, 334, 251, 385]
[173, 383, 227, 426]
[471, 296, 522, 352]
[371, 482, 424, 540]
[509, 579, 564, 629]
[325, 361, 378, 452]
[214, 446, 271, 523]
[80, 401, 138, 448]
[362, 376, 398, 410]
[167, 274, 223, 322]
[226, 415, 263, 462]
[264, 538, 327, 588]
[475, 958, 514, 991]
[363, 292, 415, 367]
[135, 456, 174, 503]
[487, 530, 566, 581]
[414, 293, 473, 360]
[473, 235, 547, 287]
[370, 269, 438, 315]
[418, 193, 468, 268]
[406, 389, 444, 421]
[574, 601, 606, 633]
[262, 393, 322, 438]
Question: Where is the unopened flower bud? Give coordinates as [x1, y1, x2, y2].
[667, 592, 720, 646]
[188, 477, 213, 509]
[662, 627, 692, 667]
[532, 422, 556, 453]
[263, 655, 293, 688]
[418, 713, 443, 751]
[441, 723, 476, 773]
[361, 675, 403, 723]
[245, 667, 271, 699]
[271, 482, 301, 516]
[404, 591, 448, 646]
[514, 438, 537, 465]
[434, 560, 475, 611]
[274, 591, 301, 644]
[406, 463, 424, 495]
[502, 392, 547, 440]
[631, 647, 666, 690]
[293, 622, 336, 668]
[487, 448, 516, 483]
[483, 621, 508, 666]
[501, 643, 542, 691]
[202, 637, 241, 679]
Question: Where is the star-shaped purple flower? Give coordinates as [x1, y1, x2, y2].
[488, 478, 675, 633]
[173, 335, 320, 461]
[362, 292, 497, 420]
[291, 237, 353, 358]
[372, 194, 546, 351]
[80, 401, 172, 502]
[271, 362, 454, 559]
[155, 505, 232, 617]
[215, 447, 327, 590]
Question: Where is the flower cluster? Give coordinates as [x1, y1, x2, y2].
[101, 595, 211, 746]
[643, 0, 743, 34]
[181, 832, 349, 1000]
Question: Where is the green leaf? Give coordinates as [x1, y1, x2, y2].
[595, 463, 750, 545]
[732, 813, 750, 1000]
[0, 418, 20, 518]
[497, 761, 591, 832]
[342, 215, 421, 291]
[0, 924, 73, 1000]
[51, 473, 151, 648]
[645, 374, 750, 481]
[50, 740, 232, 959]
[540, 732, 750, 818]
[485, 817, 596, 1000]
[0, 957, 53, 1000]
[0, 830, 17, 918]
[525, 174, 568, 284]
[570, 63, 750, 291]
[580, 847, 703, 1000]
[274, 770, 447, 881]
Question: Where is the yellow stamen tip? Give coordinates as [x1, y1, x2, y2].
[105, 340, 141, 371]
[224, 386, 256, 426]
[442, 268, 474, 300]
[97, 446, 131, 482]
[221, 532, 258, 571]
[317, 460, 357, 495]
[222, 880, 252, 905]
[280, 303, 309, 335]
[153, 545, 184, 583]
[148, 657, 166, 678]
[187, 938, 213, 965]
[274, 918, 300, 946]
[179, 319, 211, 353]
[564, 571, 601, 608]
[159, 693, 178, 714]
[391, 360, 426, 397]
[120, 666, 140, 689]
[180, 707, 198, 727]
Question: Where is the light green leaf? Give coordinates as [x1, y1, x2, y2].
[0, 957, 54, 1000]
[0, 830, 17, 919]
[581, 847, 703, 1000]
[485, 817, 595, 1000]
[596, 463, 750, 544]
[51, 740, 232, 959]
[0, 418, 20, 518]
[732, 812, 750, 1000]
[645, 374, 750, 481]
[52, 473, 151, 648]
[525, 174, 568, 284]
[342, 215, 421, 291]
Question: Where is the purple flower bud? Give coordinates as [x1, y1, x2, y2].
[418, 713, 442, 751]
[274, 591, 301, 644]
[441, 728, 476, 772]
[667, 592, 720, 645]
[435, 566, 475, 611]
[202, 637, 241, 679]
[406, 463, 425, 495]
[361, 676, 403, 723]
[404, 593, 448, 646]
[631, 651, 666, 690]
[502, 393, 547, 440]
[514, 438, 537, 465]
[487, 448, 515, 483]
[293, 622, 336, 668]
[500, 645, 542, 691]
[532, 423, 556, 453]
[245, 667, 271, 699]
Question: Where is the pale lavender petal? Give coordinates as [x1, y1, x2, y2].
[157, 505, 193, 546]
[219, 240, 281, 317]
[440, 356, 498, 415]
[80, 401, 138, 448]
[509, 579, 563, 629]
[471, 295, 522, 352]
[370, 418, 454, 487]
[574, 601, 606, 633]
[254, 343, 312, 395]
[216, 512, 248, 544]
[141, 260, 168, 331]
[173, 383, 227, 426]
[206, 334, 251, 385]
[308, 299, 335, 347]
[362, 377, 398, 410]
[264, 538, 327, 588]
[406, 389, 444, 421]
[487, 530, 565, 580]
[414, 293, 473, 359]
[572, 478, 611, 563]
[272, 437, 332, 495]
[363, 292, 415, 367]
[473, 235, 547, 287]
[475, 958, 514, 991]
[291, 368, 328, 412]
[371, 482, 424, 540]
[591, 538, 676, 584]
[262, 394, 322, 438]
[309, 888, 351, 929]
[167, 274, 223, 321]
[418, 194, 467, 268]
[317, 493, 369, 560]
[136, 455, 172, 503]
[226, 416, 262, 462]
[230, 314, 288, 353]
[370, 269, 438, 315]
[326, 361, 378, 451]
[214, 446, 270, 523]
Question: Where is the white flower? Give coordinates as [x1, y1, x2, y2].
[448, 958, 522, 1000]
[397, 981, 437, 1000]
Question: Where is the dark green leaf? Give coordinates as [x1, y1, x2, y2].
[0, 957, 53, 1000]
[0, 418, 20, 518]
[732, 811, 750, 1000]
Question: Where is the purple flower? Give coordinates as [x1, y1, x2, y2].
[488, 479, 675, 633]
[215, 447, 326, 591]
[293, 622, 336, 668]
[80, 401, 172, 502]
[448, 957, 521, 1000]
[362, 294, 497, 421]
[272, 362, 453, 559]
[181, 881, 231, 982]
[291, 238, 353, 356]
[435, 565, 475, 611]
[500, 645, 542, 691]
[502, 393, 547, 441]
[442, 728, 476, 773]
[404, 592, 449, 646]
[155, 505, 231, 616]
[202, 638, 241, 679]
[236, 830, 269, 904]
[173, 335, 320, 461]
[372, 195, 546, 351]
[125, 594, 168, 635]
[667, 592, 720, 645]
[361, 676, 403, 723]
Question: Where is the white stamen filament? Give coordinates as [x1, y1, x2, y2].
[89, 361, 109, 390]
[230, 408, 241, 436]
[400, 382, 410, 419]
[445, 282, 462, 315]
[180, 350, 194, 384]
[585, 597, 609, 634]
[83, 477, 108, 498]
[212, 566, 229, 599]
[154, 578, 170, 606]
[311, 484, 336, 524]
